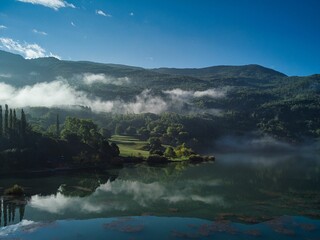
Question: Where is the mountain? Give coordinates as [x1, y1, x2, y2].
[0, 50, 319, 142]
[0, 50, 285, 88]
[152, 64, 287, 81]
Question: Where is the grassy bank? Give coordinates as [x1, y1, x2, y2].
[109, 135, 149, 158]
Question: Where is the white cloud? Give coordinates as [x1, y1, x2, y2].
[0, 80, 93, 109]
[49, 52, 61, 59]
[163, 88, 226, 100]
[17, 0, 75, 10]
[0, 25, 7, 29]
[0, 81, 164, 114]
[71, 21, 76, 27]
[0, 79, 225, 115]
[28, 176, 226, 215]
[32, 29, 48, 36]
[0, 37, 59, 59]
[0, 73, 12, 78]
[80, 73, 130, 86]
[129, 12, 134, 16]
[96, 10, 112, 17]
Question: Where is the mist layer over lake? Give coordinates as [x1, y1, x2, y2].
[1, 151, 320, 239]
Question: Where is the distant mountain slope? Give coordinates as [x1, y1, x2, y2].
[152, 64, 287, 80]
[0, 50, 208, 90]
[1, 50, 286, 88]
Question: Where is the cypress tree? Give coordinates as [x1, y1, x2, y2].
[13, 110, 17, 132]
[21, 109, 26, 137]
[0, 105, 2, 136]
[9, 109, 13, 130]
[4, 104, 8, 135]
[56, 113, 60, 138]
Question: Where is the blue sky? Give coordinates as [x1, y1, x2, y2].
[0, 0, 319, 76]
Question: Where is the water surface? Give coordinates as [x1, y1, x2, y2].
[0, 152, 319, 239]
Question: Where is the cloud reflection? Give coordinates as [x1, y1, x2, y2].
[29, 178, 225, 214]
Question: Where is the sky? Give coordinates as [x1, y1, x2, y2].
[0, 0, 319, 76]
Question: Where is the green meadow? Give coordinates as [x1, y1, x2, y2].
[109, 135, 150, 158]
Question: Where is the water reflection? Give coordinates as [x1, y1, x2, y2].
[0, 197, 26, 227]
[0, 153, 320, 227]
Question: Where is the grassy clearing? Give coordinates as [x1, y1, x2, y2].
[109, 135, 149, 158]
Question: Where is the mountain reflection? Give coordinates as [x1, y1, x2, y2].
[1, 153, 320, 226]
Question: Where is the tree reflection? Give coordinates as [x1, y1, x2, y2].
[0, 196, 27, 226]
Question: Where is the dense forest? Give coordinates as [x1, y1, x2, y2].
[0, 104, 120, 173]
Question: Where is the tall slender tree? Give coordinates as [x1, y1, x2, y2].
[20, 109, 26, 137]
[0, 105, 2, 136]
[13, 110, 17, 132]
[4, 104, 8, 135]
[56, 113, 60, 138]
[9, 109, 13, 130]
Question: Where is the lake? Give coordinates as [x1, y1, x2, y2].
[0, 152, 320, 239]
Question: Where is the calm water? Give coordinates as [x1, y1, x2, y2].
[0, 152, 320, 239]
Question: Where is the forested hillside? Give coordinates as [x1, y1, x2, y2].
[1, 50, 319, 146]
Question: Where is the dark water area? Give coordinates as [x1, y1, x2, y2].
[0, 152, 320, 239]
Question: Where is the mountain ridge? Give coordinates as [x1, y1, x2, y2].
[0, 50, 290, 81]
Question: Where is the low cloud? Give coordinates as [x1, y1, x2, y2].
[96, 10, 112, 17]
[32, 29, 48, 36]
[17, 0, 75, 10]
[0, 81, 165, 114]
[0, 38, 59, 59]
[0, 81, 225, 114]
[0, 25, 7, 29]
[80, 73, 130, 86]
[163, 88, 226, 100]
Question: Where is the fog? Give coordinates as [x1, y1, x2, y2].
[209, 134, 320, 166]
[76, 73, 131, 86]
[0, 81, 225, 114]
[163, 88, 226, 99]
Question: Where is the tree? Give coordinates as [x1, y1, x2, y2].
[61, 117, 102, 145]
[115, 124, 124, 135]
[0, 105, 2, 136]
[148, 137, 165, 155]
[100, 128, 111, 139]
[175, 143, 195, 158]
[4, 104, 8, 135]
[125, 126, 136, 135]
[9, 109, 13, 130]
[20, 109, 27, 137]
[110, 142, 120, 157]
[13, 110, 17, 133]
[56, 114, 60, 138]
[137, 127, 149, 140]
[164, 146, 176, 159]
